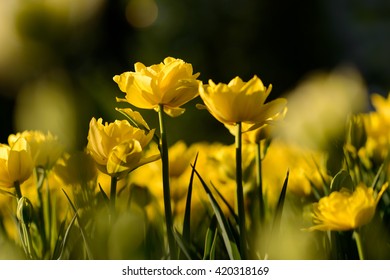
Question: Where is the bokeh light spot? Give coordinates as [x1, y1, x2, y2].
[126, 0, 158, 28]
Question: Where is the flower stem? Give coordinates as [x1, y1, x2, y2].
[110, 176, 118, 215]
[256, 142, 265, 227]
[14, 180, 22, 199]
[236, 122, 246, 259]
[158, 104, 177, 258]
[353, 230, 365, 260]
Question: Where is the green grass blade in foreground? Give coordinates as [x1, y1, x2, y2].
[203, 215, 218, 260]
[51, 214, 69, 259]
[183, 153, 198, 243]
[98, 183, 110, 207]
[62, 189, 93, 259]
[54, 212, 78, 260]
[271, 170, 289, 235]
[371, 163, 384, 191]
[210, 181, 238, 223]
[173, 230, 201, 260]
[192, 166, 241, 260]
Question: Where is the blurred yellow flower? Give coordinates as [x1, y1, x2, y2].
[86, 117, 160, 178]
[113, 57, 200, 117]
[8, 130, 64, 169]
[53, 151, 97, 187]
[371, 93, 390, 122]
[262, 139, 329, 207]
[276, 68, 367, 149]
[198, 76, 287, 130]
[309, 183, 388, 231]
[361, 93, 390, 162]
[0, 138, 34, 188]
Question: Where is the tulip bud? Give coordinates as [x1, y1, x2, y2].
[347, 114, 367, 151]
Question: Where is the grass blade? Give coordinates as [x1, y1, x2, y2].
[183, 153, 198, 243]
[62, 189, 94, 259]
[55, 212, 78, 260]
[173, 230, 201, 260]
[210, 181, 238, 223]
[271, 170, 289, 235]
[192, 165, 241, 260]
[203, 215, 218, 260]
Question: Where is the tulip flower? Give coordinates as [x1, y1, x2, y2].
[0, 138, 34, 198]
[113, 57, 200, 117]
[309, 183, 388, 231]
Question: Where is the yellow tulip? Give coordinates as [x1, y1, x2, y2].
[8, 130, 64, 169]
[86, 117, 159, 177]
[113, 57, 200, 117]
[198, 76, 287, 129]
[309, 183, 388, 231]
[0, 138, 34, 188]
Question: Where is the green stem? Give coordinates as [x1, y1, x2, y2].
[110, 176, 118, 215]
[158, 104, 177, 258]
[353, 230, 365, 260]
[35, 167, 48, 258]
[256, 142, 265, 226]
[14, 181, 22, 199]
[236, 122, 246, 259]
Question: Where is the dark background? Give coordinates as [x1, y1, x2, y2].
[1, 0, 389, 149]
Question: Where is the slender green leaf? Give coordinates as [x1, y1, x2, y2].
[51, 215, 68, 259]
[203, 215, 218, 260]
[371, 163, 384, 191]
[173, 230, 201, 260]
[192, 166, 241, 260]
[55, 213, 78, 260]
[330, 170, 354, 192]
[271, 170, 289, 235]
[183, 153, 198, 243]
[62, 189, 94, 260]
[210, 181, 238, 223]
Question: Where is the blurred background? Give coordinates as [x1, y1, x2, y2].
[1, 0, 390, 150]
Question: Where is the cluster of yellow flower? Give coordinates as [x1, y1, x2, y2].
[0, 57, 389, 260]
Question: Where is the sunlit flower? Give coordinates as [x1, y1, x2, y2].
[198, 76, 287, 130]
[0, 138, 34, 188]
[86, 117, 160, 178]
[308, 183, 388, 231]
[8, 130, 64, 169]
[113, 57, 200, 117]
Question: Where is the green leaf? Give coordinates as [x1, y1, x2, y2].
[173, 230, 201, 260]
[203, 215, 218, 260]
[210, 182, 238, 224]
[54, 212, 77, 260]
[62, 189, 94, 259]
[183, 153, 198, 243]
[271, 170, 289, 235]
[98, 183, 110, 207]
[330, 170, 354, 192]
[192, 166, 241, 260]
[371, 163, 384, 191]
